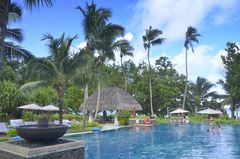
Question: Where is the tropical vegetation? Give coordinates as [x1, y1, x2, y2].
[0, 1, 239, 129]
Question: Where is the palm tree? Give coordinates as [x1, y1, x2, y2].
[24, 33, 83, 124]
[0, 0, 53, 79]
[93, 30, 124, 120]
[76, 1, 111, 51]
[116, 39, 133, 91]
[182, 26, 201, 109]
[142, 26, 165, 116]
[77, 1, 124, 120]
[5, 2, 33, 62]
[217, 79, 237, 119]
[191, 77, 216, 113]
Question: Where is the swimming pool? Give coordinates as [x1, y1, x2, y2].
[67, 124, 240, 159]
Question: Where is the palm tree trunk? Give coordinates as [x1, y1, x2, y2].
[83, 83, 88, 128]
[58, 83, 66, 125]
[231, 96, 236, 119]
[0, 0, 9, 79]
[121, 57, 128, 91]
[183, 48, 188, 110]
[94, 79, 101, 120]
[147, 47, 154, 116]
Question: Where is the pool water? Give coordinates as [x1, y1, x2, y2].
[67, 124, 240, 159]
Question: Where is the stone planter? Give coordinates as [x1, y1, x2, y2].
[0, 139, 85, 159]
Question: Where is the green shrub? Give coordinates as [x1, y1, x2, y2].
[189, 114, 208, 124]
[155, 117, 170, 124]
[50, 114, 83, 121]
[117, 110, 131, 125]
[0, 113, 9, 122]
[50, 114, 59, 121]
[23, 111, 34, 121]
[70, 123, 83, 130]
[0, 136, 9, 142]
[7, 128, 18, 137]
[107, 114, 114, 120]
[63, 114, 82, 121]
[33, 114, 40, 121]
[87, 122, 101, 128]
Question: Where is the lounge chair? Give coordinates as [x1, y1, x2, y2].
[24, 121, 37, 125]
[10, 119, 25, 127]
[54, 119, 71, 126]
[0, 122, 8, 134]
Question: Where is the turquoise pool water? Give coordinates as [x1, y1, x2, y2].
[67, 124, 240, 159]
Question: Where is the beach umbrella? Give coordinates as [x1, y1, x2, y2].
[18, 103, 43, 110]
[42, 105, 59, 111]
[170, 108, 189, 114]
[197, 108, 222, 115]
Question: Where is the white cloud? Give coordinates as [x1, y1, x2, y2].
[124, 32, 134, 41]
[171, 45, 227, 93]
[131, 0, 238, 42]
[116, 32, 134, 42]
[77, 42, 86, 50]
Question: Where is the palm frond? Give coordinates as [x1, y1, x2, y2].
[143, 26, 165, 50]
[142, 36, 147, 43]
[19, 80, 47, 91]
[24, 0, 53, 10]
[6, 28, 24, 43]
[4, 42, 33, 61]
[28, 58, 58, 77]
[151, 38, 165, 46]
[8, 2, 22, 23]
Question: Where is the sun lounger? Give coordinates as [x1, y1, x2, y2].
[0, 123, 8, 134]
[54, 120, 71, 126]
[10, 119, 25, 127]
[24, 121, 37, 125]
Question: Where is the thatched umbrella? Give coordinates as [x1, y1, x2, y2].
[197, 108, 222, 115]
[170, 108, 189, 114]
[18, 103, 42, 110]
[79, 86, 142, 111]
[42, 105, 59, 111]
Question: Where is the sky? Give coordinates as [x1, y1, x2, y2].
[10, 0, 240, 93]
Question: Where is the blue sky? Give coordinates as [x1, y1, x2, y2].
[10, 0, 240, 93]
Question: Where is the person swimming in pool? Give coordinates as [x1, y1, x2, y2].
[208, 116, 215, 132]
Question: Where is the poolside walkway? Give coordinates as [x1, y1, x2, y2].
[101, 123, 121, 131]
[64, 123, 124, 137]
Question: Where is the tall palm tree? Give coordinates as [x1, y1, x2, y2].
[0, 0, 53, 79]
[182, 26, 201, 109]
[23, 33, 83, 124]
[77, 1, 124, 120]
[115, 39, 133, 91]
[93, 30, 124, 120]
[142, 26, 165, 116]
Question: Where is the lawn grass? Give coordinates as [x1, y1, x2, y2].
[0, 135, 9, 142]
[68, 121, 102, 133]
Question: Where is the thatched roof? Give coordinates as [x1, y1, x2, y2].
[79, 86, 142, 111]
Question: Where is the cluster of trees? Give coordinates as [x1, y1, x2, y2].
[0, 1, 239, 122]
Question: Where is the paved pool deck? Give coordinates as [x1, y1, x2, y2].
[64, 124, 125, 137]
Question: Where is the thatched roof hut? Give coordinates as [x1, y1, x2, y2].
[79, 86, 142, 111]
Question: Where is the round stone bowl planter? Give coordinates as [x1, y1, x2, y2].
[16, 125, 68, 142]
